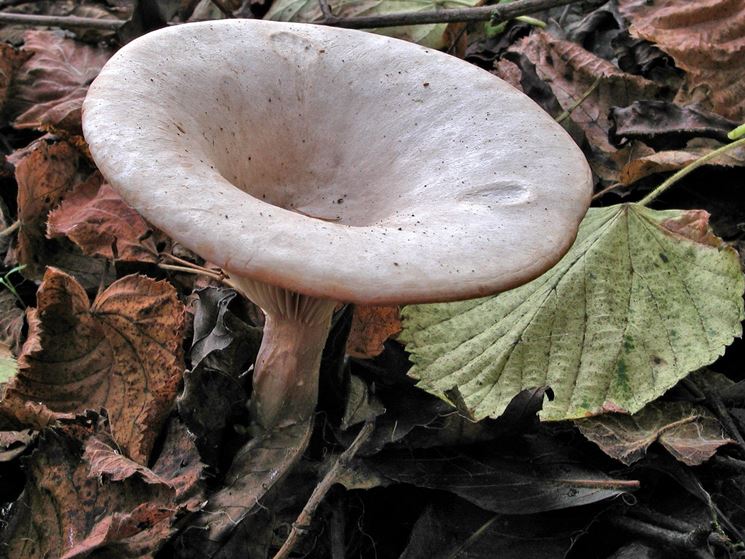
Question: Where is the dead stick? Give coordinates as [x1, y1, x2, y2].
[0, 12, 122, 30]
[0, 0, 581, 31]
[272, 422, 375, 559]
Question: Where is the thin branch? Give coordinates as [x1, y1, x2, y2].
[272, 422, 376, 559]
[158, 263, 225, 281]
[0, 0, 581, 32]
[555, 75, 602, 124]
[0, 220, 19, 237]
[0, 12, 123, 30]
[318, 0, 334, 21]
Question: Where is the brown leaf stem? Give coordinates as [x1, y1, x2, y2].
[272, 421, 376, 559]
[0, 219, 19, 237]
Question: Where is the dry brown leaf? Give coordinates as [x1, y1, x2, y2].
[619, 0, 745, 121]
[0, 43, 30, 118]
[84, 418, 204, 512]
[0, 290, 25, 357]
[620, 141, 745, 185]
[346, 305, 402, 358]
[511, 29, 659, 181]
[2, 417, 176, 559]
[576, 401, 733, 466]
[8, 136, 108, 285]
[11, 268, 186, 463]
[12, 138, 82, 273]
[47, 174, 160, 263]
[9, 30, 112, 133]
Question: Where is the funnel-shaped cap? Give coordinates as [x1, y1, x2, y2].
[83, 20, 592, 305]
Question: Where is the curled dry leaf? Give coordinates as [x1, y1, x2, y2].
[610, 100, 740, 150]
[619, 0, 745, 121]
[576, 401, 733, 466]
[620, 140, 745, 185]
[346, 304, 402, 358]
[10, 267, 186, 463]
[47, 173, 160, 263]
[11, 137, 83, 275]
[8, 30, 112, 133]
[85, 418, 205, 512]
[510, 29, 659, 181]
[1, 417, 176, 559]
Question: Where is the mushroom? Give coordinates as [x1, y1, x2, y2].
[82, 20, 592, 433]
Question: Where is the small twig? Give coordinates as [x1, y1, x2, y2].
[272, 422, 376, 559]
[158, 263, 225, 281]
[445, 514, 500, 559]
[0, 220, 19, 237]
[210, 0, 235, 17]
[0, 12, 123, 30]
[639, 137, 745, 207]
[318, 0, 334, 21]
[555, 76, 602, 124]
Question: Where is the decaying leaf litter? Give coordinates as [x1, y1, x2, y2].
[0, 0, 743, 558]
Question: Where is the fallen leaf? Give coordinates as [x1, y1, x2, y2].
[186, 419, 313, 549]
[619, 0, 745, 121]
[620, 140, 745, 185]
[364, 434, 636, 514]
[401, 499, 597, 559]
[0, 43, 30, 118]
[610, 100, 740, 150]
[85, 417, 204, 511]
[47, 173, 160, 263]
[8, 30, 112, 133]
[346, 304, 401, 358]
[577, 401, 733, 465]
[1, 416, 176, 559]
[9, 136, 109, 287]
[12, 137, 82, 273]
[0, 290, 25, 357]
[510, 29, 659, 181]
[265, 0, 481, 49]
[401, 205, 745, 421]
[178, 287, 261, 464]
[10, 268, 186, 463]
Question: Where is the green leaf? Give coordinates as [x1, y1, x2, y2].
[0, 346, 17, 384]
[400, 204, 745, 421]
[264, 0, 480, 48]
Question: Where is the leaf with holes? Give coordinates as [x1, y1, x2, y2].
[576, 401, 733, 466]
[8, 268, 185, 463]
[401, 204, 744, 421]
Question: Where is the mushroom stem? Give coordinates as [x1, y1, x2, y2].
[229, 276, 337, 431]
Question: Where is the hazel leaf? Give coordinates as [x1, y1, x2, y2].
[10, 268, 186, 463]
[401, 204, 745, 421]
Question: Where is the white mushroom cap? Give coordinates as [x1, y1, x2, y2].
[83, 20, 592, 305]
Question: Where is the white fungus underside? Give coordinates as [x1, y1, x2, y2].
[82, 20, 592, 305]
